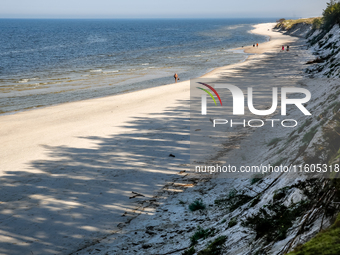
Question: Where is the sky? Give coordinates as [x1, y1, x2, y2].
[0, 0, 328, 19]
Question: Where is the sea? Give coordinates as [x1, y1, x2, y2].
[0, 18, 274, 114]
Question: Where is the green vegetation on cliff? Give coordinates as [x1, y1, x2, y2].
[322, 0, 340, 31]
[288, 213, 340, 255]
[276, 1, 340, 33]
[274, 18, 318, 30]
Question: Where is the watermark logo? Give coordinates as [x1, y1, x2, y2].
[199, 83, 311, 116]
[197, 82, 223, 108]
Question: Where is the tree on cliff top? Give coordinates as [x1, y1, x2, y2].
[322, 0, 340, 30]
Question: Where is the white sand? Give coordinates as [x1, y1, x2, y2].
[0, 80, 190, 255]
[0, 23, 297, 255]
[202, 23, 298, 79]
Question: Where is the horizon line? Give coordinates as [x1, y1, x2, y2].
[0, 17, 299, 20]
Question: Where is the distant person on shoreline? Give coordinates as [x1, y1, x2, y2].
[256, 43, 259, 47]
[174, 73, 179, 83]
[287, 45, 290, 51]
[282, 45, 285, 51]
[253, 44, 255, 47]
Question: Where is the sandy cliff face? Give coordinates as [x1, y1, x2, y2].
[305, 24, 340, 78]
[284, 22, 314, 38]
[275, 20, 313, 38]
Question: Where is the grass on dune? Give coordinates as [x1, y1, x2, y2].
[287, 213, 340, 255]
[275, 18, 320, 30]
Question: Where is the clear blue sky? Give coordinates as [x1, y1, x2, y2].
[0, 0, 328, 19]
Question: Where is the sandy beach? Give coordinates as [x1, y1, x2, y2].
[201, 22, 298, 79]
[0, 80, 191, 254]
[0, 22, 298, 254]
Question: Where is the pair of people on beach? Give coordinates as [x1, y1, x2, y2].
[282, 45, 290, 51]
[253, 43, 259, 47]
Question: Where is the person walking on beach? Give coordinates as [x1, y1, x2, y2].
[174, 73, 179, 83]
[287, 45, 290, 51]
[256, 43, 258, 47]
[253, 44, 255, 47]
[282, 45, 285, 51]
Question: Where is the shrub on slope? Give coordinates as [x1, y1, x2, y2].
[322, 0, 340, 31]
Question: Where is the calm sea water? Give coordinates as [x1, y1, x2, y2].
[0, 19, 274, 114]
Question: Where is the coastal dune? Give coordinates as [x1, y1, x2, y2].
[0, 22, 296, 254]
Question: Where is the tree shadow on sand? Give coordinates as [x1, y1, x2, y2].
[0, 99, 190, 255]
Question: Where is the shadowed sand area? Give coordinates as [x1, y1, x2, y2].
[0, 23, 299, 254]
[0, 82, 190, 254]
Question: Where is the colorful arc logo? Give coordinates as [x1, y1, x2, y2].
[197, 82, 223, 106]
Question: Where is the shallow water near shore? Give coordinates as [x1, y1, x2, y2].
[0, 18, 273, 114]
